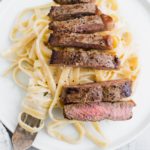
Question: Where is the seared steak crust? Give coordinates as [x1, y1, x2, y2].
[49, 33, 113, 50]
[54, 0, 96, 5]
[61, 79, 132, 104]
[101, 14, 115, 31]
[64, 101, 136, 121]
[61, 84, 103, 104]
[100, 79, 132, 102]
[50, 50, 120, 70]
[49, 15, 114, 33]
[49, 3, 99, 21]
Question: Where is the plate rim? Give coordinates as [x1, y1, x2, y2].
[0, 0, 150, 150]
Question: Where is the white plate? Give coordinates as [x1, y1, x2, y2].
[0, 0, 150, 150]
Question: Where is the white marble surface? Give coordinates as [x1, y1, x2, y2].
[0, 122, 12, 150]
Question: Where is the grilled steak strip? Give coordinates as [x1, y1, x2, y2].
[64, 100, 136, 121]
[101, 79, 132, 102]
[49, 15, 114, 33]
[61, 83, 103, 104]
[54, 0, 96, 5]
[101, 14, 115, 31]
[49, 33, 113, 50]
[49, 3, 99, 21]
[61, 79, 132, 104]
[50, 50, 120, 70]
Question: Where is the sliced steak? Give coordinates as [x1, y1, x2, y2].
[101, 79, 132, 102]
[50, 50, 120, 70]
[61, 83, 103, 104]
[48, 3, 99, 21]
[49, 33, 113, 50]
[101, 14, 115, 31]
[61, 79, 132, 104]
[49, 15, 114, 33]
[64, 100, 136, 121]
[54, 0, 96, 5]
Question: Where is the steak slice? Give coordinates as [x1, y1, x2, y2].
[48, 3, 99, 21]
[50, 50, 120, 70]
[61, 83, 103, 104]
[61, 79, 132, 104]
[49, 33, 113, 50]
[64, 101, 136, 121]
[54, 0, 96, 5]
[49, 15, 114, 33]
[101, 79, 132, 102]
[101, 14, 115, 31]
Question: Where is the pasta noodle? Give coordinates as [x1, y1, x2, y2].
[106, 0, 118, 11]
[48, 120, 85, 144]
[3, 0, 139, 147]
